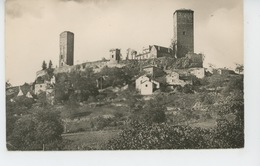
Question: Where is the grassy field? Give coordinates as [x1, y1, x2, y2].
[62, 130, 121, 150]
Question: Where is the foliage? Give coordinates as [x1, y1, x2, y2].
[130, 96, 166, 124]
[69, 71, 99, 102]
[235, 64, 244, 74]
[54, 70, 98, 103]
[8, 107, 64, 150]
[104, 117, 243, 150]
[182, 84, 194, 94]
[6, 81, 12, 88]
[48, 60, 53, 69]
[42, 60, 47, 70]
[221, 75, 243, 95]
[98, 67, 127, 88]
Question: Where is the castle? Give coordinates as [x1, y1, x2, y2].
[34, 9, 204, 96]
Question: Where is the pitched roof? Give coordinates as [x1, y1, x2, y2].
[152, 45, 173, 54]
[136, 45, 173, 57]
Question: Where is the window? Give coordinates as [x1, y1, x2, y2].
[183, 31, 186, 35]
[40, 85, 42, 88]
[145, 84, 148, 87]
[112, 55, 114, 58]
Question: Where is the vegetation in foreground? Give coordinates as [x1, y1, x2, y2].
[6, 64, 244, 150]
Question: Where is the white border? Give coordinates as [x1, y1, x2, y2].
[1, 0, 260, 166]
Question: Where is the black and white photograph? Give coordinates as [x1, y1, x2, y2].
[5, 0, 244, 151]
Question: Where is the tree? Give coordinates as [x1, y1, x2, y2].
[101, 57, 107, 61]
[131, 96, 166, 124]
[48, 60, 53, 69]
[69, 71, 99, 102]
[235, 64, 244, 74]
[42, 60, 47, 70]
[169, 38, 176, 57]
[8, 108, 64, 150]
[6, 80, 12, 88]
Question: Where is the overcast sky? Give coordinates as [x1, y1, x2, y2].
[5, 0, 243, 86]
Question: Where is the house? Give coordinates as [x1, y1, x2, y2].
[135, 75, 160, 95]
[165, 71, 192, 87]
[6, 83, 35, 101]
[142, 65, 165, 77]
[17, 87, 24, 97]
[136, 45, 173, 60]
[139, 80, 157, 95]
[214, 68, 236, 75]
[34, 74, 56, 95]
[109, 48, 121, 63]
[188, 68, 205, 79]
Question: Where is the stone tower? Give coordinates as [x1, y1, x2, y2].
[109, 48, 121, 63]
[173, 9, 194, 58]
[59, 31, 74, 67]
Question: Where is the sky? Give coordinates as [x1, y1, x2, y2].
[5, 0, 243, 86]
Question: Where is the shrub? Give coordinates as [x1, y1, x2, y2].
[104, 118, 243, 150]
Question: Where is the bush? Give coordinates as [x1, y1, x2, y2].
[182, 84, 193, 94]
[104, 119, 243, 150]
[130, 96, 166, 124]
[8, 107, 64, 150]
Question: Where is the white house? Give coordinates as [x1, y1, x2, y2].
[188, 68, 205, 79]
[135, 75, 160, 95]
[17, 86, 24, 97]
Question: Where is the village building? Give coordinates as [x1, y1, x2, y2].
[6, 83, 34, 101]
[136, 45, 173, 60]
[165, 71, 192, 87]
[126, 48, 138, 60]
[26, 91, 33, 98]
[17, 86, 24, 97]
[135, 75, 161, 95]
[214, 68, 236, 75]
[109, 48, 121, 64]
[188, 68, 205, 79]
[142, 65, 165, 77]
[34, 75, 56, 95]
[139, 80, 158, 95]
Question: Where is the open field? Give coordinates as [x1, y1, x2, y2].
[62, 130, 121, 150]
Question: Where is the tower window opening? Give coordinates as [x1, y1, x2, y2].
[183, 31, 186, 35]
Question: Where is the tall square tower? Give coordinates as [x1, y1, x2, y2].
[109, 49, 121, 63]
[59, 31, 74, 67]
[173, 9, 194, 58]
